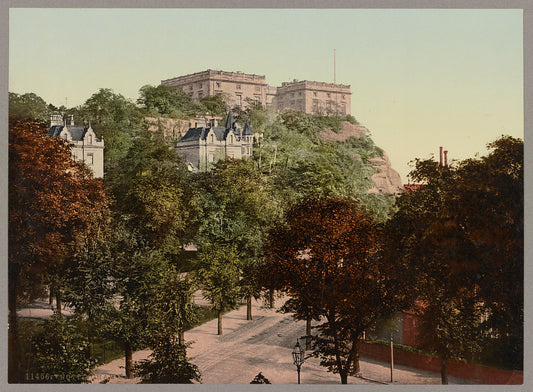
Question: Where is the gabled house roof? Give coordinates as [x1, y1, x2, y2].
[48, 125, 101, 143]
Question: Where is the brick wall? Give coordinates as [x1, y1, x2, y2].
[359, 341, 523, 384]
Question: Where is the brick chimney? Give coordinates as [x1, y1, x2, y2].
[444, 150, 448, 167]
[439, 146, 443, 166]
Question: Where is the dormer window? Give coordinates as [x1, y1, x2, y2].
[88, 134, 93, 144]
[210, 134, 214, 143]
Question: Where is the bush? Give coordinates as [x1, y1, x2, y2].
[26, 314, 97, 383]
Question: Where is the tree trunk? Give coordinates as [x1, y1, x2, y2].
[247, 296, 252, 320]
[55, 286, 62, 315]
[125, 342, 133, 379]
[178, 329, 185, 346]
[306, 317, 312, 350]
[268, 288, 274, 308]
[441, 358, 448, 384]
[218, 309, 223, 335]
[8, 266, 18, 382]
[340, 370, 348, 384]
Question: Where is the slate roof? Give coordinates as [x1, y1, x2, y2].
[242, 121, 253, 136]
[179, 126, 229, 143]
[48, 125, 101, 142]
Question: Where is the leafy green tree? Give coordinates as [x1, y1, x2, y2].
[134, 340, 201, 383]
[199, 94, 228, 117]
[28, 314, 97, 383]
[110, 127, 198, 255]
[263, 197, 408, 384]
[9, 92, 52, 123]
[195, 159, 280, 321]
[384, 135, 523, 380]
[133, 267, 200, 383]
[197, 243, 242, 335]
[78, 88, 144, 172]
[138, 84, 200, 118]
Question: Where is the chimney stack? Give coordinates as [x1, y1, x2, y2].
[444, 150, 448, 167]
[439, 146, 443, 166]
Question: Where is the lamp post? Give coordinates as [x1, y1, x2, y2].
[292, 339, 305, 384]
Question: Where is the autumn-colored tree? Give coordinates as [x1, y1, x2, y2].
[8, 119, 111, 381]
[263, 197, 408, 384]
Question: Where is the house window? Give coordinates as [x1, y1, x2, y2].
[87, 153, 94, 165]
[88, 134, 93, 144]
[210, 134, 214, 143]
[236, 95, 242, 107]
[230, 135, 234, 144]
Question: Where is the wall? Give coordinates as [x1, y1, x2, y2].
[359, 341, 523, 384]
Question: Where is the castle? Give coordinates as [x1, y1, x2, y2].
[161, 69, 351, 116]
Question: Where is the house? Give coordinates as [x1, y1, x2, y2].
[175, 110, 256, 172]
[48, 114, 104, 178]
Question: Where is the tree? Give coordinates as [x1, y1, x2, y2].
[197, 243, 242, 335]
[384, 135, 523, 380]
[104, 126, 198, 378]
[195, 159, 280, 321]
[8, 119, 111, 382]
[78, 88, 144, 172]
[9, 92, 52, 123]
[199, 94, 228, 117]
[263, 197, 407, 384]
[109, 127, 198, 254]
[137, 84, 200, 118]
[27, 314, 97, 383]
[133, 267, 200, 383]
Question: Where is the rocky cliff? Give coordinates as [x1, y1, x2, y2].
[320, 121, 403, 194]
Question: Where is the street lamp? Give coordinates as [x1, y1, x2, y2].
[292, 339, 305, 384]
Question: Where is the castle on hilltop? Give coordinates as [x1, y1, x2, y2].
[161, 69, 351, 116]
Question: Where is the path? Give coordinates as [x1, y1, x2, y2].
[91, 296, 471, 385]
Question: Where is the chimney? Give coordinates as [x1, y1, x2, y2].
[444, 150, 448, 167]
[50, 114, 64, 127]
[439, 146, 443, 166]
[68, 115, 74, 126]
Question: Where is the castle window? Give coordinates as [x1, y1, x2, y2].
[216, 82, 221, 88]
[255, 86, 261, 92]
[236, 84, 241, 90]
[327, 93, 331, 98]
[313, 91, 317, 97]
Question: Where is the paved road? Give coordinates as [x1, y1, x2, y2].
[91, 296, 471, 385]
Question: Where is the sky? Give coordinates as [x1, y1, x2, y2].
[9, 8, 523, 182]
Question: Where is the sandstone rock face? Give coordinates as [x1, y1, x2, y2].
[319, 121, 370, 142]
[320, 121, 403, 194]
[368, 153, 403, 194]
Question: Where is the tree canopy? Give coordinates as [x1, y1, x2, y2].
[263, 197, 408, 384]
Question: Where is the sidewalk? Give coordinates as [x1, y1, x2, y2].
[91, 296, 471, 385]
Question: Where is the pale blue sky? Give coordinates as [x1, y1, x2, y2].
[9, 8, 523, 182]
